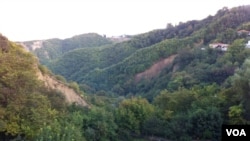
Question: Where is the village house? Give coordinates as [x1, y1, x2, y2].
[237, 30, 250, 36]
[209, 43, 229, 51]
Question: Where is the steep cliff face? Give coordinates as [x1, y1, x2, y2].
[17, 40, 43, 51]
[0, 34, 88, 140]
[36, 68, 88, 107]
[14, 34, 89, 107]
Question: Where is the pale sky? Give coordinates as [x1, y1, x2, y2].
[0, 0, 249, 41]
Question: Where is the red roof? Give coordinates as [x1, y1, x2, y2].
[237, 30, 250, 33]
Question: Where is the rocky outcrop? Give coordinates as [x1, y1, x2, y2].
[17, 40, 43, 51]
[37, 68, 88, 107]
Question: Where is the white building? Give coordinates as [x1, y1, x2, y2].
[237, 30, 250, 36]
[246, 40, 250, 48]
[209, 43, 229, 51]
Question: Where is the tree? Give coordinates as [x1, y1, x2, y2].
[166, 23, 174, 29]
[34, 117, 86, 141]
[228, 104, 246, 124]
[226, 39, 246, 64]
[4, 93, 58, 139]
[216, 28, 237, 44]
[82, 107, 117, 141]
[154, 88, 195, 114]
[219, 58, 250, 124]
[115, 97, 154, 137]
[189, 107, 222, 140]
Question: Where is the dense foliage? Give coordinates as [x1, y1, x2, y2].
[0, 36, 87, 141]
[2, 5, 250, 141]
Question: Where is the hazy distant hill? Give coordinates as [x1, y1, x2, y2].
[19, 33, 112, 64]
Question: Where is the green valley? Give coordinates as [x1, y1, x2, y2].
[35, 6, 250, 99]
[1, 5, 250, 141]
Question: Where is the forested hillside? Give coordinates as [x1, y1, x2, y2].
[3, 5, 250, 141]
[44, 5, 250, 99]
[0, 34, 88, 141]
[19, 33, 112, 64]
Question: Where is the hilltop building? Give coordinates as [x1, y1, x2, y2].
[209, 43, 229, 51]
[237, 30, 250, 36]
